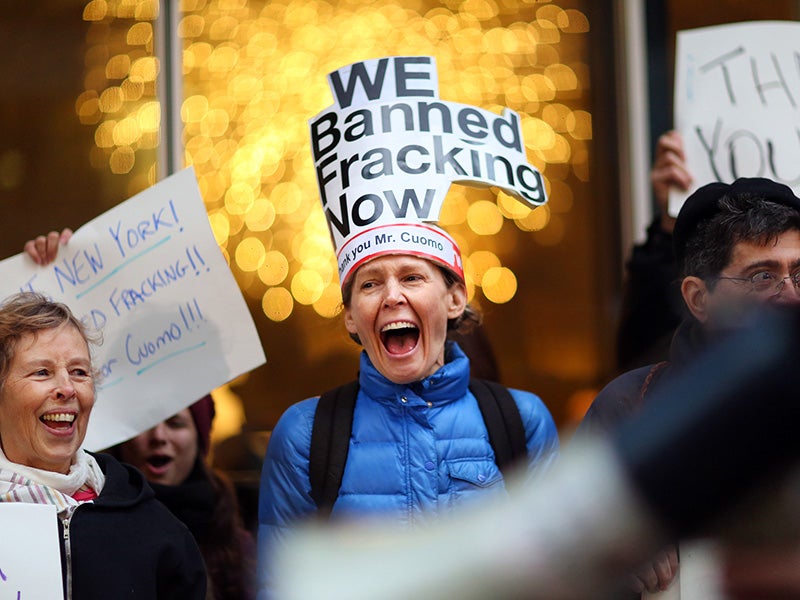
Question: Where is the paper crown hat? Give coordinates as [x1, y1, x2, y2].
[309, 56, 548, 284]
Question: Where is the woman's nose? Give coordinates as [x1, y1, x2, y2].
[382, 279, 405, 306]
[53, 371, 76, 400]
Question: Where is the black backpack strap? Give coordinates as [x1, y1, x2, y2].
[309, 380, 359, 516]
[469, 378, 528, 475]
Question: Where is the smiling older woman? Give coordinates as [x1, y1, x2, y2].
[256, 227, 560, 599]
[0, 292, 207, 600]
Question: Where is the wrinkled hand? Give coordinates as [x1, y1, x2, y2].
[627, 545, 679, 594]
[650, 130, 692, 233]
[721, 543, 800, 600]
[23, 228, 72, 266]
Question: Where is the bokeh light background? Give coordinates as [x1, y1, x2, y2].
[74, 0, 602, 432]
[78, 0, 589, 310]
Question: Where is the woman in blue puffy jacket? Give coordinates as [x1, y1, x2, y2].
[256, 223, 559, 599]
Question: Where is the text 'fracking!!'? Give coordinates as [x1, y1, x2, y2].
[309, 56, 548, 248]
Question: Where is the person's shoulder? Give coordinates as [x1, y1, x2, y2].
[273, 395, 320, 433]
[577, 364, 663, 437]
[90, 451, 154, 504]
[489, 385, 557, 435]
[266, 395, 324, 462]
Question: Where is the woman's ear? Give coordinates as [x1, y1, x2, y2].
[343, 307, 358, 335]
[446, 282, 468, 319]
[681, 276, 710, 323]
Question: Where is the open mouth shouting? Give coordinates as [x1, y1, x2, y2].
[144, 454, 173, 477]
[380, 321, 420, 355]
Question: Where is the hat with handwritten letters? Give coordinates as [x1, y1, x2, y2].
[308, 56, 548, 285]
[673, 177, 800, 270]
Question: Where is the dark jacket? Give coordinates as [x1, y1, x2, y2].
[578, 318, 708, 437]
[61, 452, 207, 600]
[616, 218, 684, 371]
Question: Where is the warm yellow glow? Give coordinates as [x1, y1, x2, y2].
[313, 283, 344, 318]
[467, 250, 500, 286]
[467, 200, 504, 236]
[263, 287, 294, 322]
[80, 0, 591, 321]
[482, 266, 517, 303]
[258, 251, 290, 286]
[235, 236, 267, 272]
[517, 204, 551, 232]
[291, 269, 325, 305]
[208, 211, 231, 246]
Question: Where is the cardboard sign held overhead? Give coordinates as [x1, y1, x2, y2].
[672, 21, 800, 215]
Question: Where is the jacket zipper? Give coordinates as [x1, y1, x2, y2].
[60, 506, 78, 600]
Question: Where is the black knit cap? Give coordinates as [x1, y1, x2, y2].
[673, 177, 800, 270]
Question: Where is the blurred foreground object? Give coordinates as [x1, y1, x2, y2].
[273, 306, 800, 600]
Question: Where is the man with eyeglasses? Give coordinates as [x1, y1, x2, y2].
[577, 176, 800, 598]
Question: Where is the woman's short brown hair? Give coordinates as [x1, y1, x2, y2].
[0, 292, 97, 387]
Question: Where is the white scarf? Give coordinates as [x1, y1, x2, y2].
[0, 447, 106, 514]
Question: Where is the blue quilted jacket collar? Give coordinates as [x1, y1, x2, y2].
[357, 341, 471, 406]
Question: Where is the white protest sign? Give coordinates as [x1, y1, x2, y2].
[0, 167, 266, 451]
[0, 504, 64, 599]
[309, 56, 547, 282]
[672, 21, 800, 215]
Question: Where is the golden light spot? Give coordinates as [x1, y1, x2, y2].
[263, 287, 294, 322]
[468, 250, 500, 285]
[106, 54, 131, 79]
[95, 120, 117, 148]
[208, 46, 239, 73]
[544, 64, 577, 91]
[467, 200, 503, 235]
[440, 193, 469, 226]
[181, 95, 209, 124]
[127, 22, 153, 45]
[130, 56, 159, 82]
[313, 283, 344, 319]
[497, 191, 531, 219]
[258, 251, 290, 286]
[561, 9, 590, 33]
[566, 109, 592, 140]
[517, 203, 550, 231]
[76, 91, 101, 125]
[482, 267, 517, 303]
[522, 116, 556, 149]
[208, 211, 231, 246]
[99, 86, 125, 113]
[245, 198, 276, 232]
[461, 0, 499, 21]
[291, 269, 325, 305]
[137, 100, 160, 132]
[113, 116, 141, 146]
[200, 108, 231, 138]
[109, 146, 135, 174]
[235, 236, 266, 272]
[225, 181, 256, 215]
[133, 0, 158, 20]
[122, 77, 145, 101]
[271, 181, 302, 215]
[83, 0, 108, 21]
